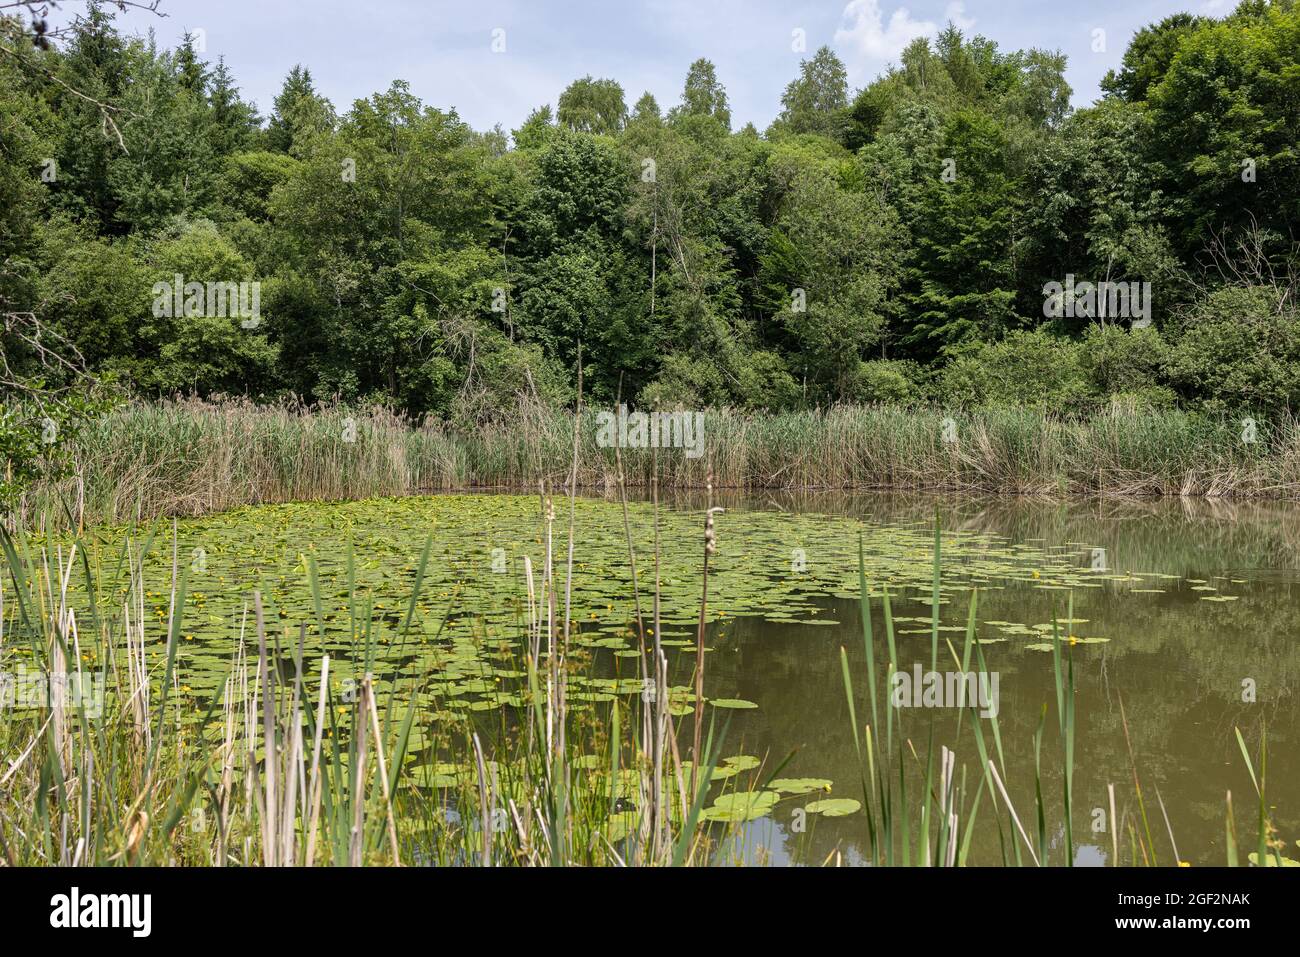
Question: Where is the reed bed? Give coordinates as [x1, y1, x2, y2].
[17, 397, 1300, 528]
[3, 390, 1289, 867]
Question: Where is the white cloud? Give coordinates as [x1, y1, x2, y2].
[835, 1, 976, 64]
[944, 2, 976, 33]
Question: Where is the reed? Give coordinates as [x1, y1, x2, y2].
[16, 397, 1300, 529]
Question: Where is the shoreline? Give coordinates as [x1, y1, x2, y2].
[20, 398, 1300, 526]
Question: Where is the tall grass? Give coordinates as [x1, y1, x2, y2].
[17, 397, 1300, 528]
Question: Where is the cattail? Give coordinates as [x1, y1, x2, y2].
[704, 506, 723, 556]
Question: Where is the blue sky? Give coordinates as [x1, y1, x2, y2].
[55, 0, 1234, 131]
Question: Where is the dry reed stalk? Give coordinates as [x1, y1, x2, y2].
[987, 760, 1040, 866]
[472, 731, 493, 866]
[349, 675, 368, 867]
[254, 591, 277, 864]
[363, 675, 402, 865]
[688, 482, 722, 801]
[303, 654, 329, 865]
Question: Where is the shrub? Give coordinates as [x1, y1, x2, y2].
[1080, 323, 1169, 398]
[1164, 286, 1300, 414]
[937, 330, 1094, 413]
[844, 358, 925, 404]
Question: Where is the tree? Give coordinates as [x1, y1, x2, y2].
[512, 104, 555, 150]
[759, 141, 904, 393]
[1101, 14, 1208, 103]
[557, 76, 627, 135]
[45, 2, 131, 230]
[136, 221, 276, 395]
[175, 29, 208, 95]
[775, 46, 848, 137]
[522, 131, 628, 255]
[630, 91, 661, 126]
[670, 58, 730, 129]
[108, 37, 221, 229]
[1146, 4, 1300, 258]
[895, 110, 1019, 354]
[207, 57, 261, 159]
[265, 65, 335, 155]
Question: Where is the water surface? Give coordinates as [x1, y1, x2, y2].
[90, 491, 1300, 865]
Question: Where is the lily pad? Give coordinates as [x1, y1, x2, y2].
[805, 798, 861, 817]
[769, 778, 833, 795]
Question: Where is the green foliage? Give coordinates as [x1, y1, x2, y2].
[557, 76, 628, 135]
[896, 109, 1019, 354]
[4, 3, 1300, 503]
[774, 46, 849, 137]
[1164, 286, 1300, 414]
[1078, 324, 1171, 404]
[844, 359, 926, 405]
[138, 221, 277, 394]
[938, 331, 1093, 412]
[671, 58, 731, 129]
[1146, 3, 1300, 255]
[762, 140, 903, 392]
[1101, 13, 1209, 102]
[0, 388, 115, 507]
[265, 64, 335, 155]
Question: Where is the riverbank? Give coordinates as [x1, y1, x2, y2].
[20, 397, 1300, 526]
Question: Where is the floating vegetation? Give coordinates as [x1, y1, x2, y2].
[805, 798, 861, 817]
[2, 492, 1275, 868]
[702, 791, 781, 823]
[25, 492, 1221, 727]
[770, 778, 834, 795]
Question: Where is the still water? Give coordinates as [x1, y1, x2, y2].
[126, 490, 1300, 865]
[674, 491, 1300, 866]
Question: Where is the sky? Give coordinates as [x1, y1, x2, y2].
[49, 0, 1236, 132]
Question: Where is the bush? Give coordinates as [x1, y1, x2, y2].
[937, 331, 1094, 413]
[1164, 286, 1300, 414]
[1080, 323, 1168, 398]
[844, 358, 925, 404]
[639, 352, 729, 409]
[733, 350, 801, 410]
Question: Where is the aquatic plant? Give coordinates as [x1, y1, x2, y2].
[16, 397, 1300, 529]
[0, 497, 1280, 866]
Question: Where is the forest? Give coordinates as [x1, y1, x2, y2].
[1, 1, 1299, 496]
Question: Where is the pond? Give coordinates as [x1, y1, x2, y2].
[84, 490, 1300, 865]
